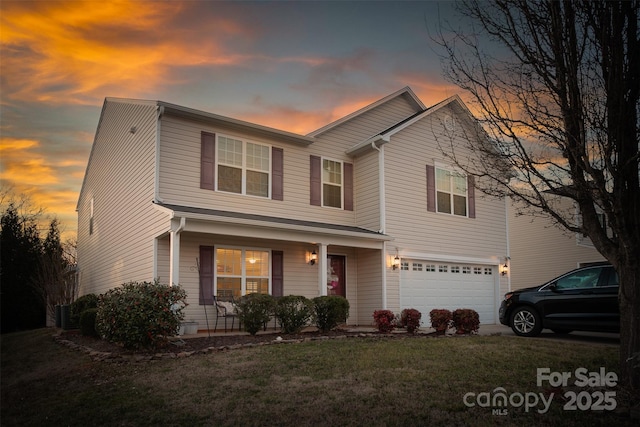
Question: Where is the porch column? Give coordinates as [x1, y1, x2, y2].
[169, 217, 185, 286]
[318, 243, 328, 296]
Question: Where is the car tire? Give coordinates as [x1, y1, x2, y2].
[510, 307, 542, 337]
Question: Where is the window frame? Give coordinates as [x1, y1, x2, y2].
[321, 157, 344, 209]
[435, 163, 469, 217]
[214, 246, 272, 298]
[215, 134, 272, 198]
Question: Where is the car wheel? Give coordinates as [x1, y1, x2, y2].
[551, 329, 572, 334]
[510, 307, 542, 337]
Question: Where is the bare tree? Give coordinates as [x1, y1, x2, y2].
[433, 0, 639, 399]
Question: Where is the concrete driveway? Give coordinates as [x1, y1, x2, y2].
[480, 323, 620, 346]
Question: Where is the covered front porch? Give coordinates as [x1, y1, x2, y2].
[153, 203, 393, 326]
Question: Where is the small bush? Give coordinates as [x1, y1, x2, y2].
[236, 293, 276, 336]
[275, 295, 313, 334]
[373, 310, 395, 333]
[312, 296, 350, 333]
[429, 309, 452, 334]
[400, 308, 422, 334]
[70, 294, 98, 327]
[452, 308, 480, 334]
[79, 308, 98, 337]
[96, 281, 187, 349]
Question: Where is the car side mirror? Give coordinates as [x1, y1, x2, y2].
[548, 282, 559, 292]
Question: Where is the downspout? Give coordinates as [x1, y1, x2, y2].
[371, 138, 388, 309]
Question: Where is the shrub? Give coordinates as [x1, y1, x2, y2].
[429, 309, 452, 334]
[95, 281, 187, 349]
[275, 295, 313, 334]
[452, 309, 480, 334]
[236, 293, 276, 336]
[70, 294, 99, 327]
[400, 308, 422, 334]
[373, 310, 395, 333]
[79, 308, 99, 337]
[312, 296, 350, 333]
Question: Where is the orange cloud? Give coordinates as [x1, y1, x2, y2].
[0, 138, 58, 185]
[0, 0, 256, 105]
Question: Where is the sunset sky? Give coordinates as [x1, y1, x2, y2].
[0, 0, 473, 240]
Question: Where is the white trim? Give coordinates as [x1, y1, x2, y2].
[399, 251, 501, 266]
[308, 87, 425, 137]
[320, 156, 344, 209]
[215, 134, 272, 198]
[214, 246, 273, 296]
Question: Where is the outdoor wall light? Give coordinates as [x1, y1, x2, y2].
[309, 250, 318, 265]
[392, 255, 401, 270]
[501, 257, 510, 276]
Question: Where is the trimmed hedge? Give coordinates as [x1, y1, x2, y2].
[236, 293, 276, 336]
[275, 295, 313, 334]
[312, 295, 350, 333]
[96, 281, 187, 349]
[79, 308, 98, 337]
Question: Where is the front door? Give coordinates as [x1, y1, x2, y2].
[327, 255, 346, 297]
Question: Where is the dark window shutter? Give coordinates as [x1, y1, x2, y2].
[200, 132, 215, 190]
[272, 147, 283, 201]
[344, 162, 353, 211]
[468, 175, 476, 218]
[271, 250, 284, 297]
[199, 246, 214, 305]
[426, 165, 436, 212]
[310, 155, 321, 206]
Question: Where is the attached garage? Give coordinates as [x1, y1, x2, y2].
[399, 260, 498, 325]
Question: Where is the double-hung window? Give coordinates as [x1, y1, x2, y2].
[322, 159, 342, 208]
[436, 166, 468, 216]
[217, 136, 270, 197]
[215, 247, 270, 299]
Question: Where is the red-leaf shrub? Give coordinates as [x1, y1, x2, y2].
[429, 309, 452, 334]
[452, 309, 480, 334]
[373, 310, 395, 333]
[400, 308, 422, 334]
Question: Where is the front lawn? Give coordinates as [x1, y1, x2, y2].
[1, 329, 632, 426]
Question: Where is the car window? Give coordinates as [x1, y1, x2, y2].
[555, 267, 602, 290]
[600, 268, 619, 287]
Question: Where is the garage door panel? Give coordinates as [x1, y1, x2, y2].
[400, 260, 496, 325]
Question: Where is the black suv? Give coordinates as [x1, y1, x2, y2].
[499, 264, 619, 337]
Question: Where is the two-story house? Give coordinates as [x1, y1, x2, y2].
[76, 87, 509, 327]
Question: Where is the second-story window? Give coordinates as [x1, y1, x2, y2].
[436, 166, 468, 216]
[217, 136, 270, 197]
[323, 159, 342, 208]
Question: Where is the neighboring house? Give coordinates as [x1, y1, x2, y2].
[76, 87, 509, 327]
[507, 200, 606, 291]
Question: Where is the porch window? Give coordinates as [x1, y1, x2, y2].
[217, 136, 270, 197]
[216, 248, 270, 298]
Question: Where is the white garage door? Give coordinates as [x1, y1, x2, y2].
[400, 260, 497, 325]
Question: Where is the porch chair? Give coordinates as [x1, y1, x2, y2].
[213, 294, 238, 333]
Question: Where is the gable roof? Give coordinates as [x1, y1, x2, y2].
[306, 86, 426, 137]
[345, 94, 474, 156]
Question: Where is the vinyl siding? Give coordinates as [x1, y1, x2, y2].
[158, 114, 357, 227]
[508, 201, 605, 290]
[381, 106, 509, 306]
[77, 100, 169, 296]
[355, 248, 383, 325]
[353, 150, 381, 231]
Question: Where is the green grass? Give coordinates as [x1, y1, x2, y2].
[1, 330, 633, 426]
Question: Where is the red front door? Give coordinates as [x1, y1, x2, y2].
[327, 255, 346, 297]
